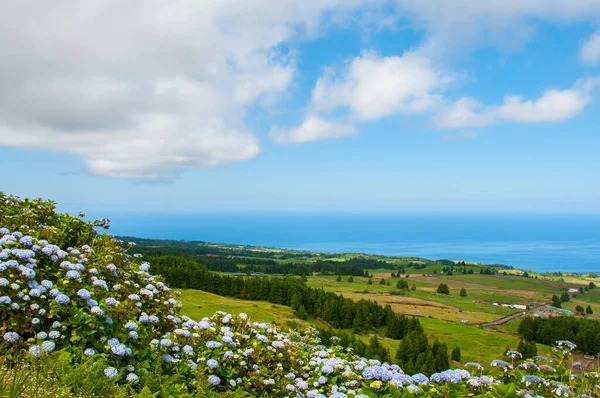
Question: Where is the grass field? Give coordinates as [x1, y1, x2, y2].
[179, 289, 328, 328]
[178, 287, 552, 366]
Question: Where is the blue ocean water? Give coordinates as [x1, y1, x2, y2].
[92, 212, 600, 274]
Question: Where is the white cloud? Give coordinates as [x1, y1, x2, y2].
[270, 115, 357, 144]
[581, 31, 600, 65]
[436, 78, 599, 129]
[435, 98, 496, 129]
[0, 0, 378, 178]
[394, 1, 600, 57]
[312, 51, 450, 120]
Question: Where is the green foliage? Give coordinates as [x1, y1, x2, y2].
[516, 340, 538, 359]
[551, 295, 562, 308]
[394, 319, 449, 375]
[451, 346, 461, 362]
[459, 288, 467, 297]
[396, 279, 408, 290]
[518, 316, 600, 355]
[586, 305, 593, 314]
[436, 283, 450, 295]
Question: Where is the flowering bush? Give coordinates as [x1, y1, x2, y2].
[0, 193, 599, 397]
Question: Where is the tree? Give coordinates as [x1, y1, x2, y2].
[397, 279, 409, 290]
[367, 278, 373, 285]
[560, 292, 570, 302]
[451, 347, 461, 362]
[379, 278, 386, 285]
[551, 295, 562, 308]
[517, 340, 537, 358]
[576, 305, 585, 313]
[436, 283, 450, 295]
[411, 284, 416, 291]
[347, 276, 354, 283]
[459, 288, 467, 297]
[589, 282, 597, 289]
[336, 275, 342, 282]
[586, 305, 593, 314]
[300, 274, 308, 282]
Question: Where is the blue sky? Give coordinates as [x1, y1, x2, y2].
[2, 1, 600, 212]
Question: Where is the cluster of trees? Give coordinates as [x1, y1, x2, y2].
[550, 292, 572, 308]
[518, 316, 600, 355]
[441, 265, 476, 275]
[575, 305, 593, 314]
[406, 262, 427, 270]
[152, 256, 414, 334]
[516, 340, 538, 358]
[394, 319, 450, 375]
[436, 283, 450, 295]
[319, 319, 450, 375]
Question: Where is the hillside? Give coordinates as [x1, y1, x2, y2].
[1, 193, 599, 397]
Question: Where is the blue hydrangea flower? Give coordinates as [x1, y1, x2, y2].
[207, 359, 219, 369]
[104, 367, 118, 379]
[55, 294, 70, 305]
[208, 375, 220, 386]
[28, 345, 42, 357]
[3, 332, 19, 343]
[66, 270, 80, 280]
[41, 340, 56, 353]
[105, 297, 118, 306]
[126, 373, 139, 384]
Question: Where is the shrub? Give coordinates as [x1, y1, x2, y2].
[436, 283, 450, 295]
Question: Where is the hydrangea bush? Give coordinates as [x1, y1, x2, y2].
[0, 193, 599, 397]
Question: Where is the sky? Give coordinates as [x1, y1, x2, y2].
[2, 1, 600, 213]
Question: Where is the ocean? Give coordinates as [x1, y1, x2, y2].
[90, 212, 600, 274]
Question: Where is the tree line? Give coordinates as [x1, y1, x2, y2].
[518, 316, 600, 355]
[152, 256, 405, 331]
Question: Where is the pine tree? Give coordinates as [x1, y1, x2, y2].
[367, 279, 373, 285]
[347, 276, 354, 283]
[451, 347, 461, 362]
[459, 288, 467, 297]
[336, 275, 342, 282]
[586, 305, 593, 314]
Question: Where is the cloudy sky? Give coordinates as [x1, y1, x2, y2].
[2, 1, 600, 212]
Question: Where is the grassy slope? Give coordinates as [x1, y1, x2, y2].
[179, 289, 328, 328]
[178, 287, 552, 367]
